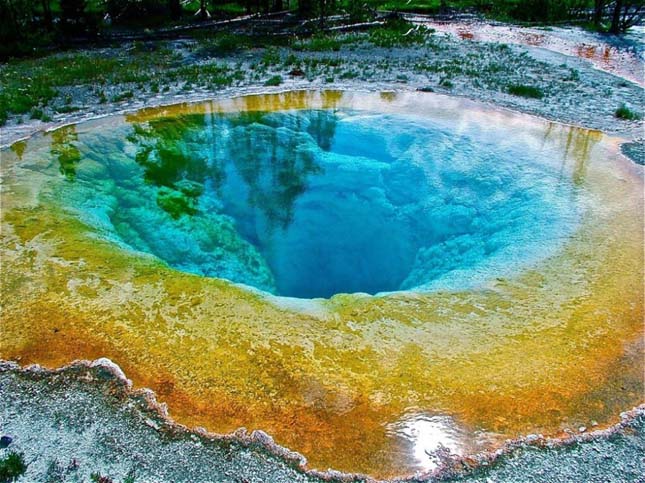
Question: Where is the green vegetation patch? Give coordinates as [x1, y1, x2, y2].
[293, 33, 360, 52]
[0, 48, 178, 125]
[194, 33, 251, 57]
[368, 20, 433, 48]
[264, 75, 283, 86]
[507, 83, 544, 99]
[614, 103, 642, 121]
[0, 452, 26, 483]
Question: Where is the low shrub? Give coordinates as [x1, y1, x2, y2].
[507, 83, 544, 99]
[614, 103, 642, 120]
[0, 452, 26, 483]
[264, 75, 283, 86]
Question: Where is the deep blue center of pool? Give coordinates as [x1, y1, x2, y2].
[58, 108, 579, 298]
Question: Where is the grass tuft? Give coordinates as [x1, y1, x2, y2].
[368, 20, 432, 48]
[0, 452, 26, 483]
[264, 75, 283, 86]
[507, 83, 544, 99]
[614, 103, 642, 120]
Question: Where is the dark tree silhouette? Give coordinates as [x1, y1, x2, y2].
[60, 0, 87, 34]
[610, 0, 644, 33]
[169, 0, 181, 19]
[41, 0, 53, 29]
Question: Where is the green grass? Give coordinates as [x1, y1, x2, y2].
[0, 452, 26, 483]
[260, 47, 281, 67]
[378, 0, 475, 13]
[30, 107, 45, 120]
[0, 46, 247, 125]
[292, 33, 359, 52]
[264, 75, 283, 86]
[614, 103, 642, 120]
[368, 21, 432, 48]
[507, 83, 544, 99]
[194, 33, 251, 57]
[0, 47, 179, 125]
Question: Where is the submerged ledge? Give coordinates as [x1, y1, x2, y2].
[1, 358, 644, 482]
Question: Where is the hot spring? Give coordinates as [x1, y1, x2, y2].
[1, 91, 642, 478]
[13, 94, 578, 299]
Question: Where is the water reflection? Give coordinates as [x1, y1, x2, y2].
[226, 111, 323, 229]
[125, 109, 330, 224]
[544, 123, 600, 188]
[386, 412, 468, 472]
[127, 113, 208, 218]
[9, 140, 26, 160]
[51, 125, 81, 181]
[112, 109, 335, 294]
[83, 105, 585, 298]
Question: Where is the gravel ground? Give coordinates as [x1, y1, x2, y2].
[0, 361, 333, 483]
[447, 419, 645, 483]
[1, 361, 643, 483]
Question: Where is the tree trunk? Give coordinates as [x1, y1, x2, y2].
[5, 0, 24, 39]
[318, 0, 326, 28]
[169, 0, 181, 20]
[299, 0, 313, 17]
[610, 0, 623, 33]
[41, 0, 53, 29]
[593, 0, 604, 26]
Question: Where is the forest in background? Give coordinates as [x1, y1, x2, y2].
[0, 0, 643, 59]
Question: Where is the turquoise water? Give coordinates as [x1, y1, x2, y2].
[39, 108, 580, 298]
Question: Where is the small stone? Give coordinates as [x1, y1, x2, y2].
[578, 426, 587, 433]
[0, 435, 12, 448]
[591, 420, 598, 427]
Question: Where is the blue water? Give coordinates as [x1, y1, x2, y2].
[46, 108, 580, 299]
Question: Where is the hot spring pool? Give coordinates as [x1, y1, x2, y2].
[23, 96, 579, 299]
[1, 91, 642, 478]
